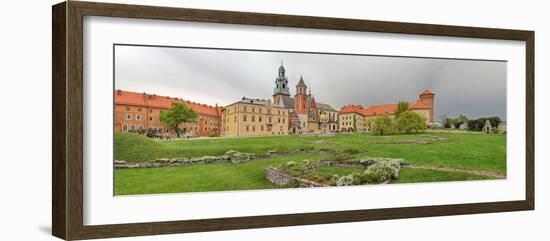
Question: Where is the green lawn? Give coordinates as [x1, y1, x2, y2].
[114, 132, 506, 195]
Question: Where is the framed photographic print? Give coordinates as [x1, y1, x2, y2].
[52, 1, 534, 240]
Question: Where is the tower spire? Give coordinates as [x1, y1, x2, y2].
[273, 60, 290, 97]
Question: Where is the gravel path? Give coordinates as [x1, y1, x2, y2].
[406, 165, 506, 179]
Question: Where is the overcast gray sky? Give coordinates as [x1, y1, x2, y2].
[115, 45, 507, 121]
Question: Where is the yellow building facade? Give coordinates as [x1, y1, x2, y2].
[221, 98, 289, 137]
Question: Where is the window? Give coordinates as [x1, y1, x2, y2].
[122, 124, 128, 131]
[130, 125, 135, 131]
[246, 125, 249, 131]
[244, 106, 247, 112]
[138, 125, 144, 130]
[252, 107, 255, 112]
[135, 114, 141, 121]
[268, 117, 272, 123]
[278, 110, 280, 115]
[252, 126, 255, 131]
[149, 117, 153, 121]
[252, 116, 255, 122]
[278, 118, 280, 123]
[234, 116, 237, 122]
[159, 128, 163, 132]
[126, 107, 130, 111]
[283, 118, 285, 124]
[126, 113, 132, 120]
[243, 115, 247, 121]
[149, 109, 153, 113]
[259, 117, 262, 122]
[261, 125, 264, 131]
[138, 108, 142, 112]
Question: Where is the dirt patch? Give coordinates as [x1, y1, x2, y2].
[406, 165, 505, 179]
[369, 135, 448, 145]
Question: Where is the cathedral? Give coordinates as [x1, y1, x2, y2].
[272, 62, 338, 134]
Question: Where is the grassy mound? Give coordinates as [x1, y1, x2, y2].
[114, 132, 161, 162]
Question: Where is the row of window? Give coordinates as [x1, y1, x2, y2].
[125, 107, 156, 113]
[244, 125, 285, 134]
[342, 115, 355, 120]
[225, 115, 286, 124]
[125, 113, 158, 122]
[121, 125, 163, 132]
[226, 106, 287, 116]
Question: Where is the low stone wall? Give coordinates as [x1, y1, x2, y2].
[265, 167, 294, 186]
[115, 149, 340, 169]
[115, 150, 256, 169]
[265, 167, 329, 187]
[318, 160, 367, 169]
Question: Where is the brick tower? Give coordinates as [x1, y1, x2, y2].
[418, 89, 435, 123]
[294, 76, 308, 115]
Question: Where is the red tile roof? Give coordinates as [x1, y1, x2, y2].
[339, 104, 364, 115]
[362, 104, 398, 116]
[339, 90, 434, 117]
[114, 90, 221, 117]
[420, 89, 435, 95]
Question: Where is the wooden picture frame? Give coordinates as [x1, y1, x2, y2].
[52, 1, 534, 240]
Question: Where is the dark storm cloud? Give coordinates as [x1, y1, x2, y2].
[115, 45, 507, 122]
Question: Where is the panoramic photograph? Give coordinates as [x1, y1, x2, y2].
[113, 44, 507, 195]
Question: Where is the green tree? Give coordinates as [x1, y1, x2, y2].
[395, 101, 409, 118]
[352, 115, 357, 132]
[453, 114, 469, 129]
[371, 115, 395, 135]
[395, 111, 427, 134]
[444, 117, 455, 128]
[159, 102, 198, 138]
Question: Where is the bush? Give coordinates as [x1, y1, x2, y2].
[395, 111, 427, 134]
[371, 115, 396, 135]
[208, 131, 217, 137]
[146, 128, 158, 138]
[336, 174, 356, 186]
[361, 160, 402, 183]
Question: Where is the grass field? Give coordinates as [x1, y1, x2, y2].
[114, 132, 506, 195]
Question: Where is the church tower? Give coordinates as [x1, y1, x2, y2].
[294, 76, 308, 115]
[273, 61, 290, 105]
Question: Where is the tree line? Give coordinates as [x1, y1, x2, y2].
[444, 115, 502, 131]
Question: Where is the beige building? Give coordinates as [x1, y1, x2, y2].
[339, 90, 435, 133]
[221, 98, 289, 137]
[318, 103, 339, 133]
[338, 109, 368, 133]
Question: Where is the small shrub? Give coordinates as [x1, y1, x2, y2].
[336, 174, 355, 186]
[361, 160, 401, 183]
[208, 131, 217, 137]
